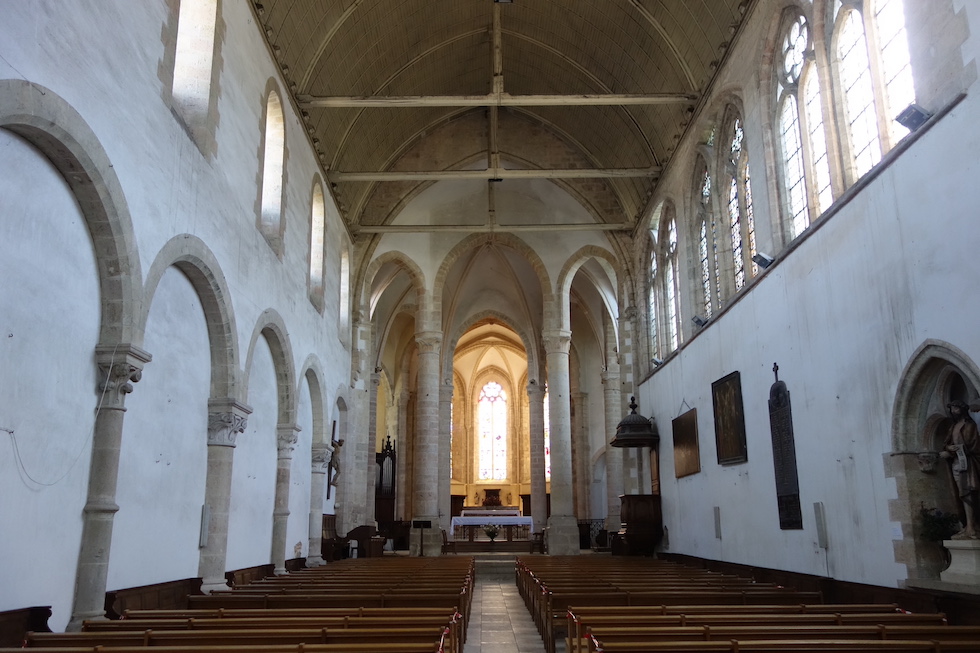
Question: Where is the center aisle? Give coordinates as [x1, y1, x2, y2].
[466, 555, 560, 653]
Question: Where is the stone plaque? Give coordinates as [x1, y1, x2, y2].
[769, 364, 802, 529]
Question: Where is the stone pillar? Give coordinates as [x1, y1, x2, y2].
[306, 443, 329, 566]
[602, 370, 624, 532]
[395, 390, 410, 519]
[527, 382, 547, 533]
[271, 423, 299, 575]
[364, 372, 380, 528]
[68, 345, 151, 631]
[438, 379, 453, 533]
[342, 318, 373, 532]
[410, 331, 443, 556]
[542, 329, 579, 555]
[572, 391, 589, 519]
[198, 398, 251, 593]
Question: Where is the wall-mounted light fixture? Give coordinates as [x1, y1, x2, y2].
[752, 252, 775, 269]
[692, 315, 707, 328]
[896, 103, 932, 132]
[651, 357, 664, 367]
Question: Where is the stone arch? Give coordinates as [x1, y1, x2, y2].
[243, 309, 297, 427]
[556, 245, 623, 334]
[298, 355, 328, 445]
[0, 79, 142, 347]
[433, 233, 554, 328]
[888, 339, 980, 581]
[142, 234, 241, 401]
[358, 250, 428, 322]
[443, 310, 540, 387]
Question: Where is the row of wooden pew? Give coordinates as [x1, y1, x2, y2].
[7, 557, 475, 653]
[514, 556, 980, 653]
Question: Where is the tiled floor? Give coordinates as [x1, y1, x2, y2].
[465, 557, 564, 653]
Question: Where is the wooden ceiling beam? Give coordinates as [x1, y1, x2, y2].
[330, 168, 660, 182]
[298, 93, 697, 108]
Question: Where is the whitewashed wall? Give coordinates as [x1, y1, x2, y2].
[638, 0, 980, 588]
[0, 0, 351, 630]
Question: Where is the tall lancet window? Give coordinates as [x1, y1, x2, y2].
[478, 381, 508, 480]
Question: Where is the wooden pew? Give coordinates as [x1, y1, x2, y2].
[26, 626, 451, 650]
[4, 644, 443, 653]
[567, 610, 950, 652]
[587, 638, 980, 653]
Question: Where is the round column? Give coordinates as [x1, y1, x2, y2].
[410, 331, 443, 556]
[542, 329, 579, 555]
[306, 444, 329, 566]
[271, 424, 299, 575]
[527, 382, 547, 533]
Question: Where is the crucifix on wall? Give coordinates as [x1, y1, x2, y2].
[326, 421, 342, 499]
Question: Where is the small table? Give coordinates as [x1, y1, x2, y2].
[450, 515, 534, 541]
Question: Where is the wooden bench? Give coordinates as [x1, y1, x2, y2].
[566, 609, 950, 653]
[6, 644, 443, 653]
[26, 626, 452, 651]
[587, 638, 980, 652]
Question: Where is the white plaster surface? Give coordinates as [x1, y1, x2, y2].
[0, 129, 100, 630]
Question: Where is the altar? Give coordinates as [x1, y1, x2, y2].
[450, 508, 534, 541]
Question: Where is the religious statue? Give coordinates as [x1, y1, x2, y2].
[940, 399, 979, 539]
[328, 437, 345, 488]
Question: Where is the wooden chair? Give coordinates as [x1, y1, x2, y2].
[441, 529, 457, 554]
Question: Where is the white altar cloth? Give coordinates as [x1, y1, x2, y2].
[451, 515, 534, 536]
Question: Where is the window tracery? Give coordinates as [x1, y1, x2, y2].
[478, 381, 507, 481]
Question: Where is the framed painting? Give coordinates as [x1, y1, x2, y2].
[712, 371, 748, 464]
[671, 408, 701, 478]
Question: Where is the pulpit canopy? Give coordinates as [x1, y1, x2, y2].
[611, 396, 659, 449]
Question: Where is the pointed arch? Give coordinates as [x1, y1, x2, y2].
[556, 245, 623, 335]
[298, 355, 328, 445]
[358, 250, 427, 322]
[433, 233, 554, 329]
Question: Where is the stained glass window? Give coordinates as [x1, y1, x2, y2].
[648, 237, 659, 360]
[727, 114, 756, 289]
[697, 161, 716, 317]
[875, 0, 915, 142]
[665, 215, 680, 351]
[478, 381, 507, 480]
[838, 8, 881, 177]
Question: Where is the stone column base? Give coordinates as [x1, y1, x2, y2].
[941, 538, 980, 585]
[305, 555, 325, 567]
[201, 579, 231, 594]
[546, 514, 581, 555]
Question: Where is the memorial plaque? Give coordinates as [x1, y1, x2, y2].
[768, 363, 802, 529]
[672, 408, 701, 478]
[712, 371, 748, 464]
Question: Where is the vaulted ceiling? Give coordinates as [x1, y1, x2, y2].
[253, 0, 751, 231]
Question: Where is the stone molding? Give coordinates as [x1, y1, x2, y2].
[95, 345, 152, 410]
[415, 330, 442, 353]
[311, 444, 330, 473]
[277, 423, 301, 456]
[206, 399, 251, 447]
[542, 329, 572, 354]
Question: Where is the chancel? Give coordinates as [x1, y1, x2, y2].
[4, 0, 980, 645]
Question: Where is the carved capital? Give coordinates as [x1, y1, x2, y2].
[527, 382, 545, 398]
[206, 398, 252, 447]
[542, 329, 572, 354]
[311, 444, 330, 473]
[277, 423, 301, 457]
[622, 305, 638, 321]
[415, 330, 442, 353]
[208, 412, 248, 447]
[95, 345, 152, 410]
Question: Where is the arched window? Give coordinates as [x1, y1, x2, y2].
[172, 0, 218, 141]
[663, 207, 681, 352]
[831, 0, 917, 182]
[259, 89, 286, 254]
[647, 233, 659, 361]
[836, 6, 881, 179]
[309, 181, 325, 308]
[874, 0, 915, 143]
[723, 108, 757, 289]
[339, 246, 350, 341]
[478, 381, 507, 480]
[775, 11, 833, 239]
[695, 158, 718, 318]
